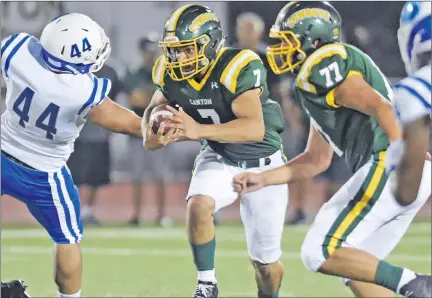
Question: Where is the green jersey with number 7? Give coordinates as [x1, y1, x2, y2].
[292, 43, 393, 173]
[152, 47, 285, 164]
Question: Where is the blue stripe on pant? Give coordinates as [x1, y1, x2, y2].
[1, 152, 83, 244]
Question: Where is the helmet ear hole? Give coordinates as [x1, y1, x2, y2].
[215, 36, 226, 52]
[312, 39, 322, 48]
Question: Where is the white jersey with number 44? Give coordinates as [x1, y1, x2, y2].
[1, 33, 111, 172]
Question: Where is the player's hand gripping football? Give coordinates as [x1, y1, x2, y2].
[144, 119, 182, 150]
[232, 172, 266, 195]
[165, 106, 202, 140]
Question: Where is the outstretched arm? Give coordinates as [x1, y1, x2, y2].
[88, 97, 142, 137]
[265, 123, 333, 184]
[334, 75, 402, 142]
[394, 116, 430, 205]
[233, 123, 333, 194]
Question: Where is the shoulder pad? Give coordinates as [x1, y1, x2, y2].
[220, 49, 262, 93]
[1, 33, 32, 77]
[152, 55, 166, 87]
[296, 43, 348, 94]
[77, 75, 112, 117]
[393, 72, 431, 124]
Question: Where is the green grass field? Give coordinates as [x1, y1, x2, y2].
[2, 222, 431, 297]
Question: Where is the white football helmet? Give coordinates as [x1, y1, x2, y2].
[40, 13, 111, 74]
[397, 1, 431, 75]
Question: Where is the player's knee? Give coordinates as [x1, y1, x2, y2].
[300, 237, 324, 272]
[254, 261, 272, 279]
[187, 195, 215, 220]
[394, 193, 416, 207]
[249, 245, 281, 265]
[252, 260, 282, 279]
[54, 243, 81, 274]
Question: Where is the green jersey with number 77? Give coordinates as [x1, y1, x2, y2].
[152, 47, 285, 164]
[233, 2, 432, 298]
[292, 42, 393, 173]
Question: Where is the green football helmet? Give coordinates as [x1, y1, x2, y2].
[159, 4, 225, 81]
[266, 1, 342, 74]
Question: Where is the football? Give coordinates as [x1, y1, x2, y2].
[150, 104, 174, 134]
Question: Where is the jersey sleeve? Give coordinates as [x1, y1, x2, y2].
[296, 43, 353, 108]
[393, 76, 431, 125]
[220, 49, 266, 98]
[77, 75, 112, 118]
[1, 33, 31, 78]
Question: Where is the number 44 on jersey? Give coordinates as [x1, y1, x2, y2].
[13, 87, 60, 140]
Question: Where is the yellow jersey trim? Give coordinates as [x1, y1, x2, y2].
[152, 55, 166, 87]
[220, 49, 261, 94]
[325, 70, 364, 108]
[297, 44, 348, 94]
[187, 47, 228, 91]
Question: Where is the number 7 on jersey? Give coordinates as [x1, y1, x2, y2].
[253, 69, 261, 87]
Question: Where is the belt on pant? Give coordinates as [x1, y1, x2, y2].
[236, 156, 272, 169]
[1, 150, 36, 170]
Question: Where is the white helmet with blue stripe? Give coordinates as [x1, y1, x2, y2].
[397, 1, 431, 75]
[40, 13, 111, 75]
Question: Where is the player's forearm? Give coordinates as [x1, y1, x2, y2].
[395, 153, 424, 205]
[113, 111, 143, 137]
[395, 118, 430, 204]
[262, 151, 329, 186]
[197, 118, 264, 143]
[373, 104, 403, 142]
[90, 101, 143, 138]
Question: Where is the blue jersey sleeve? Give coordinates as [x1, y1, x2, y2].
[77, 75, 112, 118]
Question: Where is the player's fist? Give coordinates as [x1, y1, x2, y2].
[164, 106, 202, 140]
[232, 172, 266, 195]
[144, 120, 181, 150]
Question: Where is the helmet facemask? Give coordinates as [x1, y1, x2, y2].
[159, 34, 212, 81]
[266, 26, 307, 75]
